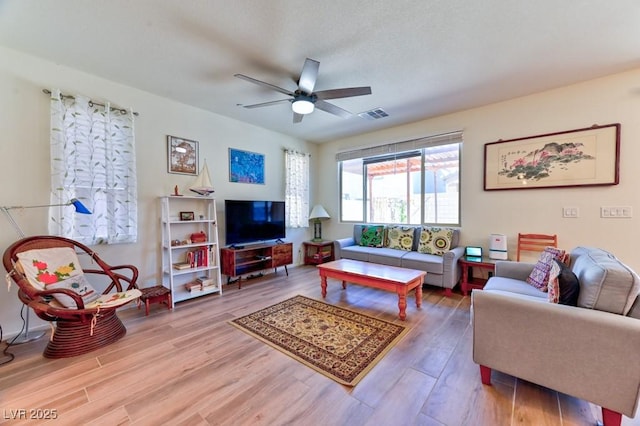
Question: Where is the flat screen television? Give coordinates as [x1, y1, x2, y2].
[224, 200, 286, 246]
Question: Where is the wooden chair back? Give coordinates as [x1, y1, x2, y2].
[516, 233, 558, 261]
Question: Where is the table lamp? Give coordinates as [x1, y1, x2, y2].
[0, 198, 92, 343]
[309, 205, 330, 242]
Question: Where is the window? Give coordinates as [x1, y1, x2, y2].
[338, 132, 461, 226]
[49, 89, 138, 245]
[340, 158, 364, 222]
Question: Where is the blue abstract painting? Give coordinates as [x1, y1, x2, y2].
[229, 148, 265, 184]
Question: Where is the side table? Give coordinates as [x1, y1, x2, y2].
[303, 240, 335, 265]
[459, 256, 500, 296]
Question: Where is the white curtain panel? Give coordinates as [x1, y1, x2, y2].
[49, 89, 138, 244]
[284, 149, 310, 228]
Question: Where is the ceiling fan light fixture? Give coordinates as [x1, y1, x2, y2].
[292, 97, 315, 115]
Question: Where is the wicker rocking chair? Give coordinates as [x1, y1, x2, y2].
[3, 235, 141, 358]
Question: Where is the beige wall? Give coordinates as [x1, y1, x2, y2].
[2, 43, 639, 338]
[0, 46, 316, 337]
[318, 68, 640, 267]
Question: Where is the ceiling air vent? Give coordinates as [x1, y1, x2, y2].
[358, 108, 389, 120]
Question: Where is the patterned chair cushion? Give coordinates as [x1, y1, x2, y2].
[140, 285, 171, 299]
[87, 289, 141, 309]
[16, 247, 100, 308]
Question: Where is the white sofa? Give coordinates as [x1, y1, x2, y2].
[472, 246, 640, 426]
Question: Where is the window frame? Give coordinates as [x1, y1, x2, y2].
[338, 132, 462, 227]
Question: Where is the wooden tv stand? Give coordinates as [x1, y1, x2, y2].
[220, 242, 293, 288]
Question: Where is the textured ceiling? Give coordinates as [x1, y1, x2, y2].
[1, 0, 639, 142]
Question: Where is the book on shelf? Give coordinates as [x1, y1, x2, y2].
[196, 275, 215, 287]
[186, 246, 211, 268]
[173, 262, 191, 270]
[185, 282, 203, 292]
[185, 281, 217, 292]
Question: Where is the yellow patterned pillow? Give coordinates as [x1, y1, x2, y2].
[417, 227, 454, 255]
[386, 226, 415, 251]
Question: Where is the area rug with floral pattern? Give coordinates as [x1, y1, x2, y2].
[229, 295, 408, 386]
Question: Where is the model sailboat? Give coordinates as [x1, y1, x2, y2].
[190, 160, 215, 196]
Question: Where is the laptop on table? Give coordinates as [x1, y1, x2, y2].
[465, 246, 483, 262]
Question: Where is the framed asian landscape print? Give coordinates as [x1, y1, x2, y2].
[167, 135, 198, 175]
[483, 123, 620, 190]
[229, 148, 265, 184]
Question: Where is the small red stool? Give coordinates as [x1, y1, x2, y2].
[138, 285, 172, 316]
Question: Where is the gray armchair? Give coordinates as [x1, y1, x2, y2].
[472, 247, 640, 426]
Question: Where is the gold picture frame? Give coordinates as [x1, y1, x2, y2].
[484, 123, 620, 190]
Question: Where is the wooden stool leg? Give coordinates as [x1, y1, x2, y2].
[145, 300, 150, 316]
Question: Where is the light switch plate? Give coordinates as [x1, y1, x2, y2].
[562, 207, 579, 218]
[601, 206, 632, 218]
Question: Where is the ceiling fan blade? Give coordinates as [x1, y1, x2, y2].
[234, 74, 294, 96]
[293, 112, 304, 123]
[315, 86, 372, 100]
[298, 58, 320, 94]
[314, 99, 352, 119]
[242, 99, 291, 109]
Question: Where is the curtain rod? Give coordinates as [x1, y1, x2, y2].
[42, 89, 139, 116]
[283, 148, 311, 156]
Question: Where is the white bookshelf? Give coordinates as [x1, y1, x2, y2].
[160, 196, 222, 307]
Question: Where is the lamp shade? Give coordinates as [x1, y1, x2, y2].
[309, 205, 330, 220]
[1, 198, 92, 239]
[70, 198, 92, 214]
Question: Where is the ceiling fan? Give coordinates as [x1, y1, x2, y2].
[234, 58, 372, 123]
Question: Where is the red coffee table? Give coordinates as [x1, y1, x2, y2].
[316, 259, 426, 320]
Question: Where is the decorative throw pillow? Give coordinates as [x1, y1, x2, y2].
[547, 260, 562, 303]
[386, 226, 415, 251]
[16, 247, 100, 308]
[417, 227, 454, 255]
[526, 246, 567, 291]
[359, 225, 384, 248]
[547, 259, 580, 305]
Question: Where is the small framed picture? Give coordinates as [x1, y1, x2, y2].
[179, 211, 195, 221]
[168, 135, 199, 175]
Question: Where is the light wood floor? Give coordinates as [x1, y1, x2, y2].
[1, 265, 638, 425]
